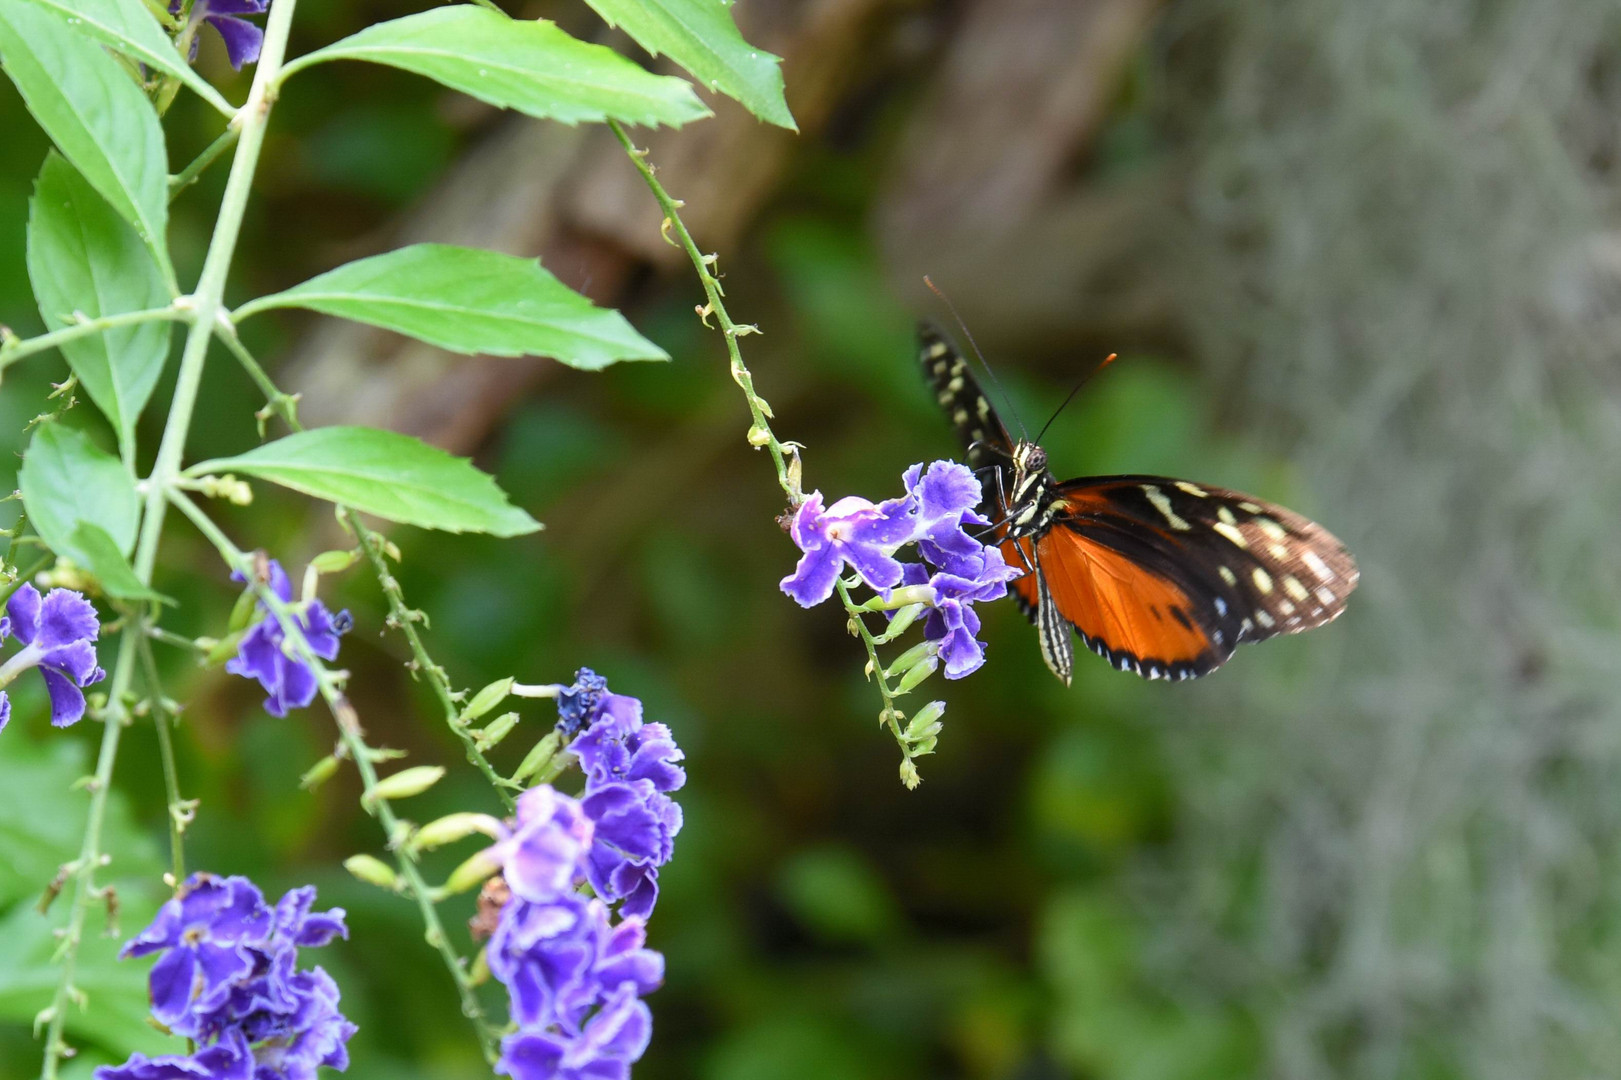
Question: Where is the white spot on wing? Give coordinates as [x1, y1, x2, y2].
[1283, 575, 1310, 602]
[1302, 550, 1335, 581]
[1252, 568, 1273, 594]
[1175, 481, 1207, 497]
[1214, 523, 1247, 548]
[1142, 485, 1192, 530]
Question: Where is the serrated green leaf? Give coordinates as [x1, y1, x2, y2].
[0, 3, 170, 274]
[19, 424, 140, 564]
[28, 153, 172, 448]
[285, 7, 711, 128]
[235, 244, 667, 371]
[69, 523, 171, 604]
[187, 427, 543, 537]
[0, 738, 173, 1060]
[20, 0, 233, 115]
[582, 0, 793, 129]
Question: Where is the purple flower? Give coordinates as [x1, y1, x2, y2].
[494, 787, 596, 905]
[569, 694, 686, 795]
[174, 0, 268, 70]
[555, 668, 609, 737]
[901, 461, 990, 575]
[0, 584, 106, 729]
[489, 894, 662, 1031]
[779, 491, 917, 607]
[496, 985, 654, 1080]
[105, 875, 353, 1080]
[96, 1032, 253, 1080]
[225, 560, 349, 718]
[568, 693, 684, 919]
[902, 547, 1021, 679]
[120, 875, 273, 1028]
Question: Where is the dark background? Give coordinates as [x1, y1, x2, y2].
[5, 1, 1621, 1077]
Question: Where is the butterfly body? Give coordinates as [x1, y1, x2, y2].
[920, 324, 1358, 684]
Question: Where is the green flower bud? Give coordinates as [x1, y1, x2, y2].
[460, 678, 513, 724]
[204, 630, 245, 667]
[299, 754, 341, 791]
[227, 587, 259, 634]
[412, 812, 505, 852]
[895, 655, 939, 696]
[344, 854, 399, 890]
[367, 765, 445, 805]
[473, 712, 520, 751]
[510, 732, 562, 785]
[885, 640, 935, 679]
[310, 549, 361, 574]
[873, 604, 924, 643]
[443, 848, 503, 896]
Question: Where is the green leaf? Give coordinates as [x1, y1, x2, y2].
[235, 244, 667, 371]
[582, 0, 794, 129]
[20, 0, 234, 115]
[286, 7, 711, 128]
[0, 2, 170, 273]
[188, 427, 543, 537]
[0, 738, 174, 1060]
[19, 424, 140, 564]
[69, 523, 171, 604]
[28, 153, 172, 448]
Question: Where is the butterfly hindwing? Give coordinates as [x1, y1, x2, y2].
[1006, 477, 1358, 680]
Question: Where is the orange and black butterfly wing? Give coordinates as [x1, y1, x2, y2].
[1004, 477, 1359, 682]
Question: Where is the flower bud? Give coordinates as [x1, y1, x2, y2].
[899, 759, 922, 790]
[227, 587, 259, 634]
[460, 678, 513, 724]
[344, 854, 399, 891]
[442, 848, 503, 896]
[905, 701, 946, 740]
[510, 733, 562, 785]
[746, 424, 771, 447]
[205, 630, 245, 667]
[473, 711, 520, 751]
[310, 549, 361, 575]
[863, 585, 935, 612]
[895, 655, 939, 696]
[885, 641, 935, 679]
[367, 765, 445, 805]
[299, 754, 341, 791]
[874, 604, 924, 643]
[411, 812, 505, 852]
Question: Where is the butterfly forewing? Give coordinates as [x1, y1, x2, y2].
[919, 323, 1014, 475]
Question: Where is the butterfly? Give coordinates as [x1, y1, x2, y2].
[920, 323, 1358, 683]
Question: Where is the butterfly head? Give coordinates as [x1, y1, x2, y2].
[1005, 440, 1056, 538]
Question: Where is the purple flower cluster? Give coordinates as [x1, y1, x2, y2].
[485, 673, 685, 1080]
[226, 560, 350, 718]
[0, 584, 105, 731]
[780, 460, 1019, 678]
[174, 0, 269, 69]
[99, 875, 355, 1080]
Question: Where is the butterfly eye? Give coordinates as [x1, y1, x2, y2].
[1027, 448, 1047, 472]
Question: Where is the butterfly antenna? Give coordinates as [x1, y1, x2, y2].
[1035, 352, 1118, 445]
[923, 276, 1029, 439]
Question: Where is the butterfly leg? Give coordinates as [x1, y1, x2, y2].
[1035, 564, 1074, 685]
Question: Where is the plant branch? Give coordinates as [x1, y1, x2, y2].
[169, 489, 501, 1063]
[0, 306, 189, 373]
[609, 120, 933, 776]
[40, 4, 302, 1074]
[169, 126, 241, 203]
[137, 636, 187, 884]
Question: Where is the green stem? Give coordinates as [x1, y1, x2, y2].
[169, 126, 241, 203]
[169, 490, 501, 1063]
[0, 307, 188, 373]
[38, 630, 136, 1080]
[610, 120, 929, 775]
[607, 120, 793, 496]
[40, 6, 302, 1076]
[137, 637, 187, 884]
